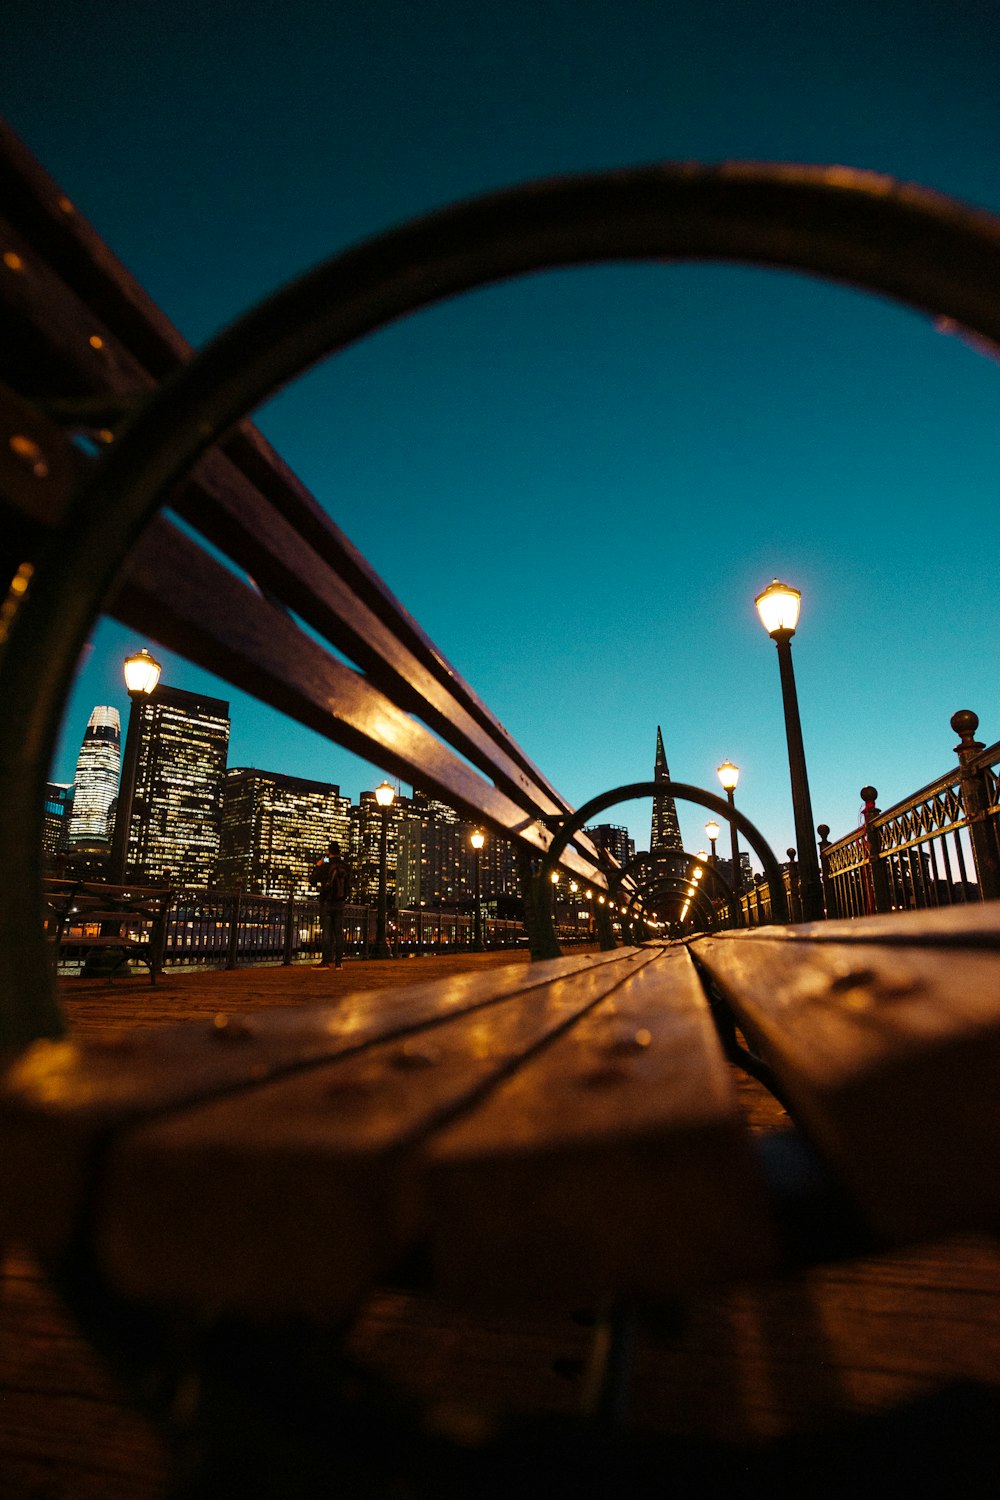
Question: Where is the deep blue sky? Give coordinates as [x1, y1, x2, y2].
[6, 2, 999, 863]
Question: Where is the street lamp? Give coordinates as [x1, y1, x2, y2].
[372, 780, 395, 958]
[716, 758, 745, 923]
[704, 820, 720, 864]
[754, 578, 824, 921]
[108, 648, 162, 883]
[470, 828, 485, 951]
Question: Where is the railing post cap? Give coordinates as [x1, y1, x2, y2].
[860, 786, 879, 804]
[951, 709, 983, 750]
[817, 823, 830, 840]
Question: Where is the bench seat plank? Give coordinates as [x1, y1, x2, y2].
[691, 919, 1000, 1244]
[0, 951, 632, 1254]
[93, 952, 664, 1318]
[423, 945, 777, 1305]
[720, 902, 1000, 948]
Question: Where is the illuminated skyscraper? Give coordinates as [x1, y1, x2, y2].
[649, 725, 683, 853]
[350, 789, 410, 904]
[218, 768, 352, 897]
[397, 795, 520, 909]
[66, 706, 121, 849]
[125, 684, 230, 886]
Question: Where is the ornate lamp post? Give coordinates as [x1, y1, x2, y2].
[717, 758, 745, 925]
[470, 828, 485, 951]
[372, 780, 395, 958]
[108, 648, 161, 883]
[754, 579, 824, 921]
[704, 820, 720, 867]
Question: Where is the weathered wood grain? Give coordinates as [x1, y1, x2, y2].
[93, 952, 662, 1316]
[424, 945, 777, 1304]
[0, 950, 627, 1254]
[691, 927, 1000, 1242]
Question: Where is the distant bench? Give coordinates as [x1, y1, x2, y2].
[42, 878, 173, 984]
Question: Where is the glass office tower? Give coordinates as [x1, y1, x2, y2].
[126, 684, 230, 886]
[65, 706, 121, 849]
[219, 768, 352, 898]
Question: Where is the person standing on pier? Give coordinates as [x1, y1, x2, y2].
[312, 840, 350, 969]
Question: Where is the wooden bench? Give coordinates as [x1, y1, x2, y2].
[4, 911, 1000, 1489]
[4, 124, 1000, 1488]
[42, 878, 173, 984]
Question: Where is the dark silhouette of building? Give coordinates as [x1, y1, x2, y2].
[649, 725, 683, 853]
[42, 782, 74, 870]
[585, 823, 635, 869]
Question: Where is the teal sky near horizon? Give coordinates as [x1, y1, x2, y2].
[5, 2, 999, 863]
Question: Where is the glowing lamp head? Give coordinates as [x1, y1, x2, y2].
[755, 578, 801, 637]
[705, 820, 721, 843]
[550, 869, 560, 884]
[717, 759, 740, 793]
[470, 830, 485, 850]
[374, 780, 395, 808]
[123, 648, 161, 696]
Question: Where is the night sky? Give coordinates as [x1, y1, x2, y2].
[6, 2, 999, 864]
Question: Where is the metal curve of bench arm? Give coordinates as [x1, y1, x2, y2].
[609, 847, 741, 910]
[538, 780, 788, 959]
[622, 874, 721, 932]
[4, 162, 1000, 1044]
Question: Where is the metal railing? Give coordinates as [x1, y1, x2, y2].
[52, 886, 604, 974]
[160, 893, 533, 968]
[711, 710, 1000, 927]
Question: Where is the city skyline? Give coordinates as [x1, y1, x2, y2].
[53, 682, 529, 908]
[9, 4, 1000, 863]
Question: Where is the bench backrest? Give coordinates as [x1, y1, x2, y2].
[0, 121, 609, 888]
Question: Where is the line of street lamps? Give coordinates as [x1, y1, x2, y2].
[110, 574, 820, 937]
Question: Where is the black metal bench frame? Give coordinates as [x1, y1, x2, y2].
[4, 125, 1000, 1493]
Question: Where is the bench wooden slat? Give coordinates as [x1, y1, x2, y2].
[423, 945, 776, 1304]
[114, 517, 604, 880]
[0, 130, 603, 866]
[175, 450, 586, 824]
[92, 952, 663, 1317]
[691, 922, 1000, 1243]
[721, 901, 1000, 948]
[0, 950, 634, 1253]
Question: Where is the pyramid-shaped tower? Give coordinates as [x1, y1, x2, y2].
[649, 725, 683, 852]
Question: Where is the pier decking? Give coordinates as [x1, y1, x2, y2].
[2, 953, 998, 1497]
